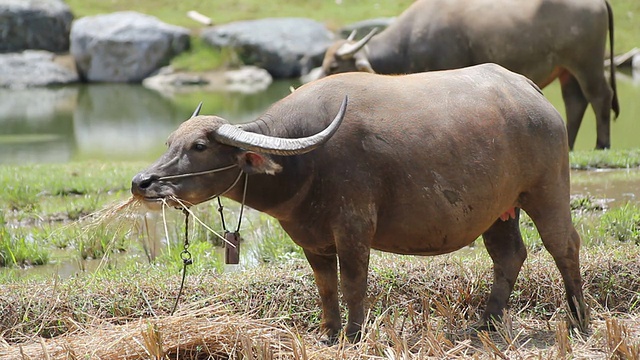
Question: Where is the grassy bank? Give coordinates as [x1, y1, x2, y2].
[570, 148, 640, 169]
[1, 150, 639, 269]
[63, 0, 640, 72]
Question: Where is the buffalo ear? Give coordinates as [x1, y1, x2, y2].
[236, 151, 282, 175]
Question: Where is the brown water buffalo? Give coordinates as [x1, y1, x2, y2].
[131, 64, 588, 342]
[320, 0, 620, 150]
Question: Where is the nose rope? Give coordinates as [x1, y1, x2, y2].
[164, 166, 248, 314]
[164, 168, 245, 246]
[157, 164, 238, 181]
[202, 169, 244, 203]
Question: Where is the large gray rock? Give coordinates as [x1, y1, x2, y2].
[143, 65, 273, 96]
[201, 18, 334, 78]
[70, 11, 190, 82]
[0, 0, 74, 53]
[0, 51, 78, 88]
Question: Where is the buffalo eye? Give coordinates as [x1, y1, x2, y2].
[193, 143, 207, 152]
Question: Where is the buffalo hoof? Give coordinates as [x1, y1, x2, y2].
[346, 330, 362, 343]
[317, 329, 362, 346]
[460, 318, 505, 336]
[318, 334, 339, 346]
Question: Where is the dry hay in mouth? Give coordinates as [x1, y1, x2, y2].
[72, 195, 232, 256]
[82, 196, 143, 228]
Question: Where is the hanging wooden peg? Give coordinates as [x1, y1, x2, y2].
[224, 231, 241, 264]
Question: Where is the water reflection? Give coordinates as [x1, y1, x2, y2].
[571, 168, 640, 207]
[0, 87, 76, 163]
[0, 80, 297, 164]
[73, 84, 181, 159]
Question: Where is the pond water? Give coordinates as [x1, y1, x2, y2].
[0, 80, 298, 164]
[571, 168, 640, 207]
[0, 70, 638, 164]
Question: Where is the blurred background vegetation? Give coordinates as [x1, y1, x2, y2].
[64, 0, 640, 72]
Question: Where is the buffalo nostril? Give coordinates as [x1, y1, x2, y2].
[132, 173, 159, 191]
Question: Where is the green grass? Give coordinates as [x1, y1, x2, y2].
[170, 37, 234, 72]
[0, 217, 50, 267]
[1, 155, 640, 269]
[64, 0, 415, 32]
[599, 203, 640, 244]
[570, 149, 640, 169]
[0, 157, 637, 285]
[611, 0, 640, 54]
[0, 160, 305, 272]
[0, 162, 140, 268]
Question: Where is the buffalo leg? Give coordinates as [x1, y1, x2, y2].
[524, 190, 589, 332]
[560, 71, 589, 150]
[303, 250, 342, 341]
[480, 208, 527, 327]
[586, 78, 614, 150]
[529, 213, 588, 331]
[337, 240, 371, 341]
[571, 68, 614, 149]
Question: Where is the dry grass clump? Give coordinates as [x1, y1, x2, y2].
[82, 197, 143, 226]
[1, 244, 639, 359]
[2, 303, 304, 359]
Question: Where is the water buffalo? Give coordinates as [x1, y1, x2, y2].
[131, 63, 588, 342]
[320, 0, 619, 150]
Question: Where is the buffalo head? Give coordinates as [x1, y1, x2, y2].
[131, 97, 348, 209]
[320, 28, 378, 77]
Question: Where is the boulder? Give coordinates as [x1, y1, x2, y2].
[143, 65, 272, 96]
[0, 51, 79, 88]
[201, 18, 334, 78]
[0, 0, 73, 53]
[70, 11, 190, 82]
[224, 66, 273, 93]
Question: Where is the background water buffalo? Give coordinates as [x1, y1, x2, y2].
[321, 0, 619, 150]
[132, 64, 588, 342]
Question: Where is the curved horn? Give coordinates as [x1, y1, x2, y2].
[191, 101, 203, 118]
[214, 96, 348, 156]
[335, 27, 379, 58]
[346, 29, 357, 41]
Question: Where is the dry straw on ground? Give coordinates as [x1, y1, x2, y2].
[2, 302, 639, 359]
[2, 250, 639, 359]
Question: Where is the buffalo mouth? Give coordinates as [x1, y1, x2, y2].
[132, 173, 190, 209]
[133, 191, 193, 210]
[131, 176, 205, 210]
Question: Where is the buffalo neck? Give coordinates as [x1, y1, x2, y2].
[368, 30, 411, 74]
[219, 94, 338, 219]
[222, 154, 313, 221]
